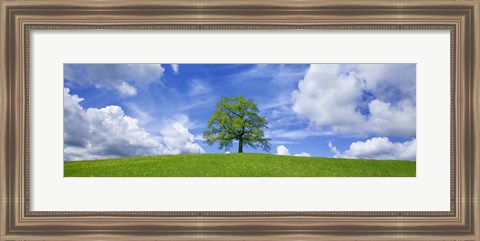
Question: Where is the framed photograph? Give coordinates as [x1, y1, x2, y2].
[1, 0, 478, 240]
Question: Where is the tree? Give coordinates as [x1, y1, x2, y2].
[203, 96, 271, 153]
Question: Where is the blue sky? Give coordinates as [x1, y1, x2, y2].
[63, 64, 416, 161]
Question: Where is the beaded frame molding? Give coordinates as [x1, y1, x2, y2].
[1, 0, 479, 240]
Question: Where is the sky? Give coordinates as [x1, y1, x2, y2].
[63, 64, 416, 161]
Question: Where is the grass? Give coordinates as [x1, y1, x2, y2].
[64, 153, 416, 177]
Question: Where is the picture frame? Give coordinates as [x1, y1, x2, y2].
[1, 0, 478, 240]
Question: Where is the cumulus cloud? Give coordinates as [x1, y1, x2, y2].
[161, 122, 205, 155]
[367, 99, 416, 136]
[291, 64, 416, 137]
[276, 145, 311, 157]
[64, 88, 204, 161]
[294, 152, 311, 157]
[64, 64, 165, 97]
[159, 115, 205, 155]
[63, 89, 89, 148]
[356, 64, 416, 101]
[170, 64, 179, 74]
[64, 88, 164, 161]
[276, 145, 291, 155]
[292, 65, 365, 127]
[328, 137, 416, 161]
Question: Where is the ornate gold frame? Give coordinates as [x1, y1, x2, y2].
[1, 0, 478, 240]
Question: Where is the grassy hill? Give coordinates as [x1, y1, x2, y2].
[64, 153, 415, 177]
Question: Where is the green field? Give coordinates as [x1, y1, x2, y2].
[64, 153, 415, 177]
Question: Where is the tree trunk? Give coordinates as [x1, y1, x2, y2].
[238, 138, 243, 153]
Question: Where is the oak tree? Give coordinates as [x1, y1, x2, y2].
[203, 96, 271, 153]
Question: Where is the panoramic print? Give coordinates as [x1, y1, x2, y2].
[63, 64, 416, 177]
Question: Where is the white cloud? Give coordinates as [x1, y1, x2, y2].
[64, 64, 165, 97]
[193, 135, 205, 141]
[269, 129, 308, 140]
[161, 122, 205, 155]
[356, 64, 416, 101]
[116, 81, 137, 97]
[328, 137, 416, 161]
[171, 64, 179, 74]
[327, 142, 342, 158]
[294, 152, 311, 157]
[189, 79, 211, 96]
[270, 139, 299, 145]
[125, 102, 152, 124]
[366, 99, 416, 136]
[63, 89, 89, 149]
[276, 145, 310, 157]
[276, 145, 291, 155]
[291, 64, 416, 137]
[64, 88, 204, 161]
[161, 114, 203, 130]
[64, 88, 164, 161]
[292, 64, 365, 127]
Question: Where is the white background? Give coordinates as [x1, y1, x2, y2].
[31, 30, 451, 211]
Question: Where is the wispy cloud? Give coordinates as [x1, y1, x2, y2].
[125, 102, 153, 124]
[189, 79, 211, 96]
[176, 97, 215, 113]
[170, 64, 179, 74]
[268, 126, 334, 140]
[270, 140, 299, 145]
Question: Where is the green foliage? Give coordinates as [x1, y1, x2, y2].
[203, 96, 271, 153]
[64, 153, 416, 177]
